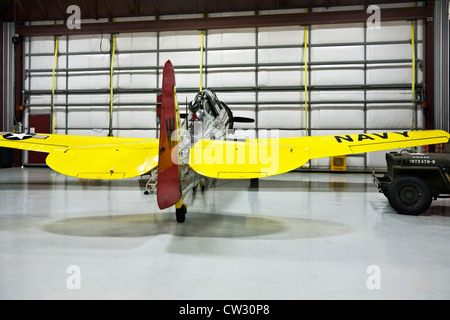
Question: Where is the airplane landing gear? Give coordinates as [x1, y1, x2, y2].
[175, 199, 187, 223]
[143, 171, 157, 194]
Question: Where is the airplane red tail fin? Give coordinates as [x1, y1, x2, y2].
[156, 60, 182, 209]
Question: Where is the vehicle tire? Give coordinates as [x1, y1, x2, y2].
[175, 204, 187, 223]
[387, 176, 432, 215]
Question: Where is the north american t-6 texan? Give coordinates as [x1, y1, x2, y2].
[1, 60, 449, 222]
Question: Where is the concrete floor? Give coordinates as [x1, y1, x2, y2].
[0, 167, 449, 300]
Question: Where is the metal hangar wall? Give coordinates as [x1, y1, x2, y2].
[1, 0, 448, 170]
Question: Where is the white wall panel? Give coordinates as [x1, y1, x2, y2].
[346, 157, 366, 169]
[160, 31, 202, 49]
[258, 68, 302, 87]
[258, 27, 303, 46]
[311, 90, 364, 102]
[68, 54, 109, 69]
[208, 68, 255, 87]
[116, 32, 157, 50]
[54, 110, 66, 130]
[233, 129, 257, 140]
[208, 28, 256, 47]
[311, 66, 364, 85]
[366, 21, 412, 42]
[67, 109, 109, 129]
[115, 72, 157, 89]
[67, 73, 109, 90]
[28, 75, 45, 91]
[259, 48, 303, 63]
[367, 66, 411, 84]
[366, 106, 414, 129]
[115, 93, 156, 104]
[29, 95, 51, 106]
[27, 107, 48, 115]
[366, 90, 411, 101]
[259, 91, 301, 102]
[258, 107, 303, 129]
[68, 34, 110, 52]
[166, 70, 202, 88]
[115, 52, 157, 68]
[28, 38, 53, 54]
[311, 24, 365, 44]
[113, 109, 156, 129]
[218, 92, 256, 103]
[30, 55, 66, 70]
[366, 44, 412, 60]
[67, 94, 110, 105]
[276, 130, 307, 138]
[311, 107, 365, 129]
[158, 51, 198, 67]
[208, 49, 255, 64]
[311, 46, 364, 62]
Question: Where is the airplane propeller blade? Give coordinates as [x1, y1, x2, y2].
[233, 116, 255, 123]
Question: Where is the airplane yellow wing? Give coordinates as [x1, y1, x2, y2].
[0, 132, 159, 179]
[189, 130, 450, 179]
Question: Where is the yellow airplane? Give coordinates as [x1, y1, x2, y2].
[1, 60, 449, 222]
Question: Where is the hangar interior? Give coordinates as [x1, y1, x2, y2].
[1, 0, 450, 300]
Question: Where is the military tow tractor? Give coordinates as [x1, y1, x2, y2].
[373, 145, 450, 215]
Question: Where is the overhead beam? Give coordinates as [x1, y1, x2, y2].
[16, 5, 433, 37]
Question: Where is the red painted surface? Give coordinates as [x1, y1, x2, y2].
[156, 60, 181, 210]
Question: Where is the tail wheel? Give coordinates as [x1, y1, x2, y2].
[175, 204, 187, 223]
[387, 176, 432, 215]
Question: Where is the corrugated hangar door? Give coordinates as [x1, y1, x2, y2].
[23, 4, 425, 170]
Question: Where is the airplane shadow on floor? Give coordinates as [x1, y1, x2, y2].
[42, 212, 352, 240]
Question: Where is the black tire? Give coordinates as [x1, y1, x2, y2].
[387, 176, 432, 215]
[175, 204, 187, 223]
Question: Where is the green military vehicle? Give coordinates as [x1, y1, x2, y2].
[373, 145, 450, 215]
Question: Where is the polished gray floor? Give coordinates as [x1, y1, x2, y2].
[0, 167, 449, 300]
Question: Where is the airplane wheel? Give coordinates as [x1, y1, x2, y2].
[175, 204, 187, 223]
